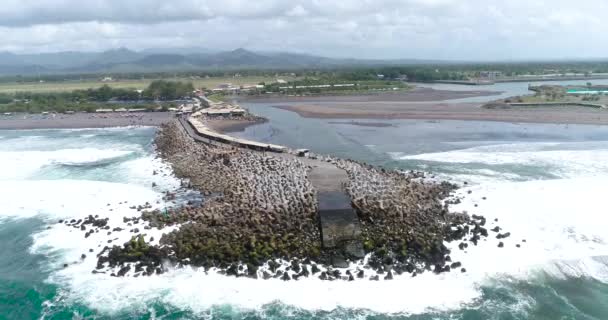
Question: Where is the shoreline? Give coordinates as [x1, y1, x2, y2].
[0, 112, 173, 130]
[328, 121, 395, 127]
[204, 117, 268, 133]
[272, 103, 608, 125]
[242, 87, 502, 103]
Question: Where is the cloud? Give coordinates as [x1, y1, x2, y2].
[0, 0, 296, 26]
[0, 0, 607, 60]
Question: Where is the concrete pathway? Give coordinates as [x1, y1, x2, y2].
[178, 116, 364, 264]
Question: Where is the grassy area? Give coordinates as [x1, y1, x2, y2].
[0, 76, 299, 94]
[206, 93, 227, 103]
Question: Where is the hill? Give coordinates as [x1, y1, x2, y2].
[0, 48, 445, 76]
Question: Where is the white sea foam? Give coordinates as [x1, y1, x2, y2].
[403, 148, 608, 170]
[397, 141, 608, 181]
[40, 251, 482, 315]
[401, 142, 608, 282]
[7, 132, 608, 316]
[118, 156, 182, 191]
[444, 177, 608, 282]
[32, 174, 606, 315]
[53, 149, 134, 166]
[0, 149, 136, 180]
[0, 179, 162, 220]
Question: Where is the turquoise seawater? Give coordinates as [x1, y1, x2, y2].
[2, 121, 608, 319]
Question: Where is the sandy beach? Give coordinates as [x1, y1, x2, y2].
[239, 86, 608, 125]
[327, 121, 396, 127]
[244, 87, 502, 103]
[204, 118, 268, 133]
[273, 103, 608, 125]
[0, 112, 173, 130]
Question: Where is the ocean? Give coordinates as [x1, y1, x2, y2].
[3, 101, 608, 318]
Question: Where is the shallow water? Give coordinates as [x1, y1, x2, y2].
[413, 78, 608, 103]
[2, 118, 608, 319]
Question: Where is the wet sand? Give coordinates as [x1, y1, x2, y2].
[204, 118, 267, 133]
[243, 86, 608, 125]
[244, 87, 502, 103]
[0, 112, 173, 130]
[328, 121, 395, 127]
[273, 103, 608, 125]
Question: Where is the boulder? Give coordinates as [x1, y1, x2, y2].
[384, 271, 393, 280]
[357, 270, 364, 278]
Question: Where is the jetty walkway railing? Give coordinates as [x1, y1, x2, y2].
[187, 116, 288, 152]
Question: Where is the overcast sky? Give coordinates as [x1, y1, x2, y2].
[1, 0, 607, 60]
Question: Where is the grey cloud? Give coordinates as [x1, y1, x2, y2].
[0, 0, 298, 26]
[1, 0, 608, 60]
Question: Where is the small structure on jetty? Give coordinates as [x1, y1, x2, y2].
[195, 95, 247, 117]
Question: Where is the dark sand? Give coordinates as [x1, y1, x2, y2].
[328, 121, 395, 128]
[205, 118, 268, 133]
[274, 103, 608, 125]
[243, 87, 502, 103]
[0, 112, 173, 130]
[244, 86, 608, 125]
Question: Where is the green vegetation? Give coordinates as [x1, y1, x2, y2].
[257, 77, 410, 96]
[496, 84, 608, 106]
[0, 76, 299, 94]
[207, 93, 226, 102]
[143, 80, 194, 100]
[2, 59, 608, 110]
[2, 59, 608, 94]
[2, 59, 608, 97]
[0, 95, 11, 104]
[0, 80, 194, 113]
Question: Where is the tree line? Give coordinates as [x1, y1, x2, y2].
[3, 60, 608, 85]
[0, 80, 193, 113]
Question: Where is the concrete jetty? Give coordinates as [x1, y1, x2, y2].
[179, 114, 364, 265]
[298, 156, 365, 265]
[98, 119, 497, 279]
[188, 116, 287, 152]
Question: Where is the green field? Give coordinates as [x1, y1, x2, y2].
[0, 76, 299, 94]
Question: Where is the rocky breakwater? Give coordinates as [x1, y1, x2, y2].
[334, 158, 500, 277]
[98, 120, 322, 278]
[93, 120, 511, 280]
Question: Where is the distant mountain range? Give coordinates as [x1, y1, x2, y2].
[0, 48, 448, 76]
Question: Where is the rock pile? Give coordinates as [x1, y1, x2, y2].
[107, 120, 322, 273]
[334, 159, 491, 275]
[92, 120, 512, 280]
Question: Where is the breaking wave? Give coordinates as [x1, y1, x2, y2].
[2, 130, 608, 318]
